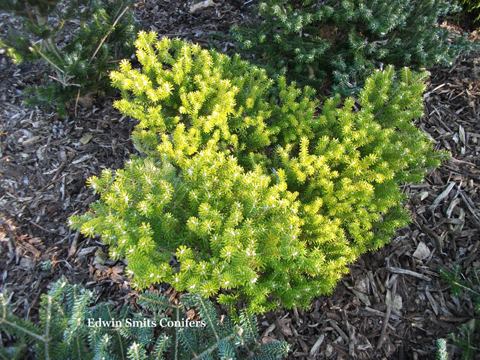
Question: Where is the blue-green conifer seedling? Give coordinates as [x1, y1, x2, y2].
[0, 277, 289, 359]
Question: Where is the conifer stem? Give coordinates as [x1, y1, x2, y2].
[75, 89, 81, 118]
[32, 5, 63, 63]
[24, 3, 36, 24]
[33, 46, 65, 76]
[192, 332, 237, 360]
[45, 295, 52, 359]
[89, 6, 129, 65]
[75, 332, 81, 359]
[174, 306, 179, 360]
[46, 38, 63, 63]
[0, 318, 46, 343]
[193, 294, 222, 342]
[51, 15, 66, 38]
[451, 281, 480, 297]
[107, 306, 127, 360]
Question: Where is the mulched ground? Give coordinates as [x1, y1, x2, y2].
[1, 1, 480, 359]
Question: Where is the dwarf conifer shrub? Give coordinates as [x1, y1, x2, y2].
[0, 0, 137, 116]
[69, 32, 448, 313]
[231, 0, 473, 94]
[0, 277, 289, 360]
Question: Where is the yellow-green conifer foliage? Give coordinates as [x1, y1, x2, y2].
[69, 32, 448, 313]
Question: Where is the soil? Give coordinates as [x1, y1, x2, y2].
[1, 1, 480, 359]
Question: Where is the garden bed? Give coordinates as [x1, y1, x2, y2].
[1, 1, 479, 359]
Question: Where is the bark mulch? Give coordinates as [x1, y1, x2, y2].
[1, 1, 480, 359]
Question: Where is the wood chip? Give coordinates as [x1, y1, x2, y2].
[343, 281, 371, 306]
[458, 125, 466, 145]
[430, 182, 455, 211]
[77, 246, 98, 257]
[386, 266, 432, 281]
[328, 319, 349, 343]
[460, 191, 480, 229]
[425, 290, 439, 315]
[421, 225, 444, 253]
[377, 279, 397, 349]
[310, 334, 325, 357]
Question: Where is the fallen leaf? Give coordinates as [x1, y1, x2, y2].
[412, 242, 431, 260]
[186, 309, 195, 320]
[190, 0, 215, 13]
[80, 133, 93, 145]
[420, 191, 429, 201]
[78, 92, 94, 109]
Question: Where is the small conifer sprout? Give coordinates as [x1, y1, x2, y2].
[0, 0, 138, 117]
[69, 32, 448, 313]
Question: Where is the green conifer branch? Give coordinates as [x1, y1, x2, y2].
[192, 333, 237, 360]
[231, 0, 474, 94]
[151, 335, 170, 360]
[0, 316, 46, 343]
